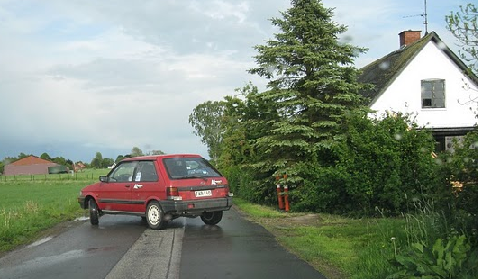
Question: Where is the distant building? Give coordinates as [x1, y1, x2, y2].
[4, 156, 61, 176]
[359, 31, 478, 151]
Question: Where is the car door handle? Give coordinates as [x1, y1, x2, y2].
[125, 184, 131, 188]
[133, 184, 143, 189]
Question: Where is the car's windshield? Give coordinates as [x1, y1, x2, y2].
[163, 157, 222, 179]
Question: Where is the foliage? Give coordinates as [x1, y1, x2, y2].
[292, 112, 439, 215]
[130, 147, 144, 157]
[246, 0, 369, 181]
[40, 152, 51, 160]
[435, 131, 478, 239]
[388, 235, 478, 279]
[189, 100, 226, 162]
[150, 150, 165, 155]
[446, 3, 478, 74]
[89, 151, 114, 168]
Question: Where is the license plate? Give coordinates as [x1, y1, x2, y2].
[195, 190, 212, 197]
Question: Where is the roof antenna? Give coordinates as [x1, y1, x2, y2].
[403, 0, 428, 34]
[423, 0, 428, 34]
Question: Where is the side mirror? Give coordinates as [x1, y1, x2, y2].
[99, 176, 109, 183]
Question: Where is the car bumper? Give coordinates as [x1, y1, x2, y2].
[160, 196, 233, 214]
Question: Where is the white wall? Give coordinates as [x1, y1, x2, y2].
[370, 41, 478, 128]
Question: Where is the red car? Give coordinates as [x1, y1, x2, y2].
[78, 154, 233, 229]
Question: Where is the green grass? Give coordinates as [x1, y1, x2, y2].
[0, 168, 110, 182]
[0, 169, 109, 252]
[234, 198, 406, 279]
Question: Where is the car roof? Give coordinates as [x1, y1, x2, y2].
[121, 154, 202, 162]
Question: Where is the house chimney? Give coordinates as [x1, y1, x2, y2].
[399, 30, 421, 48]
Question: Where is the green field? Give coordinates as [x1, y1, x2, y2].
[0, 169, 109, 252]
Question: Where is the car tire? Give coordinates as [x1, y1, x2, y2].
[201, 211, 223, 225]
[89, 199, 99, 226]
[146, 201, 166, 230]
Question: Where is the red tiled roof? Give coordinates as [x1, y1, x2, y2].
[11, 156, 54, 166]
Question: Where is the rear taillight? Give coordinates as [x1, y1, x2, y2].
[167, 187, 182, 201]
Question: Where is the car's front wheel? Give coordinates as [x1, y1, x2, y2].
[201, 211, 223, 225]
[146, 201, 166, 230]
[89, 199, 99, 226]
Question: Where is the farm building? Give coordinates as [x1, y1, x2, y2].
[4, 156, 67, 176]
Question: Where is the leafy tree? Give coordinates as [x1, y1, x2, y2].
[90, 152, 103, 168]
[131, 147, 144, 157]
[189, 100, 226, 162]
[18, 153, 31, 159]
[150, 150, 165, 155]
[446, 3, 478, 74]
[247, 0, 368, 185]
[51, 156, 73, 167]
[40, 152, 51, 161]
[115, 155, 125, 163]
[102, 158, 114, 168]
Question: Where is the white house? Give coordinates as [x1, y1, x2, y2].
[359, 30, 478, 151]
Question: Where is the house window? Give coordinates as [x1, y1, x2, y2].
[421, 79, 445, 108]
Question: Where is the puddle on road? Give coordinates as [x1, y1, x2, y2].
[75, 216, 89, 221]
[27, 237, 53, 248]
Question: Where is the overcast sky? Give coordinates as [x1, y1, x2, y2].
[0, 0, 470, 162]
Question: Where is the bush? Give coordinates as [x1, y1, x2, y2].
[435, 131, 478, 242]
[292, 112, 440, 215]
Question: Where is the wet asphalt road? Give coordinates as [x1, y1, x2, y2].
[0, 215, 148, 279]
[180, 208, 325, 279]
[0, 208, 326, 279]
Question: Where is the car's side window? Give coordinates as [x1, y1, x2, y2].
[109, 161, 136, 182]
[135, 161, 158, 182]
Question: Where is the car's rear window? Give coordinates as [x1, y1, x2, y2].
[163, 157, 222, 179]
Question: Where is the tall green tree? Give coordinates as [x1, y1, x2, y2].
[446, 3, 478, 74]
[40, 152, 51, 161]
[90, 152, 103, 168]
[247, 0, 368, 183]
[131, 147, 144, 157]
[189, 100, 226, 162]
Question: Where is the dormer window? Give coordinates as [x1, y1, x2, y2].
[421, 79, 445, 108]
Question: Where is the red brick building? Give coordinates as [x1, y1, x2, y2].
[4, 156, 60, 176]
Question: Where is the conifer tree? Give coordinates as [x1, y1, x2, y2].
[247, 0, 368, 182]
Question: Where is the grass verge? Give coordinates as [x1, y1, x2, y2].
[233, 198, 405, 279]
[0, 170, 108, 253]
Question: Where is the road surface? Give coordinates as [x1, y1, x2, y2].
[0, 208, 326, 279]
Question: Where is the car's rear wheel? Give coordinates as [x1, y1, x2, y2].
[89, 199, 99, 226]
[146, 201, 166, 230]
[201, 211, 223, 225]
